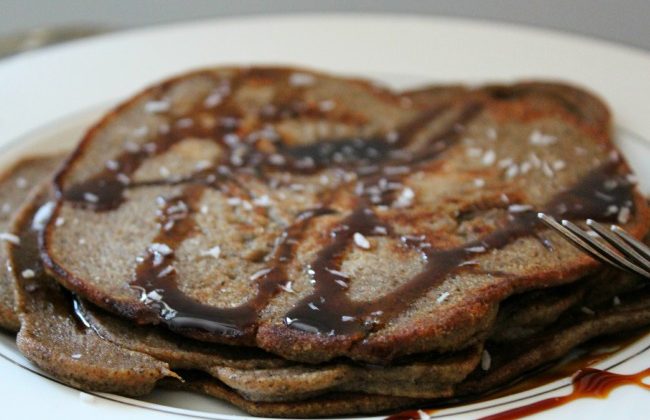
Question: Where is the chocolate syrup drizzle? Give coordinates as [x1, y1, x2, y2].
[286, 162, 635, 336]
[132, 186, 335, 337]
[478, 368, 650, 420]
[387, 367, 650, 420]
[56, 69, 637, 342]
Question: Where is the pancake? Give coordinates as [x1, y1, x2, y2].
[40, 67, 649, 364]
[0, 155, 62, 331]
[9, 185, 174, 395]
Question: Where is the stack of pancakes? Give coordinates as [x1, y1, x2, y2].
[1, 67, 649, 417]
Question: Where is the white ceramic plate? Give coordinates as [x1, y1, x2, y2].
[1, 14, 649, 420]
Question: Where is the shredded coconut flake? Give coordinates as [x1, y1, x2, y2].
[83, 192, 99, 203]
[436, 292, 450, 303]
[21, 269, 35, 279]
[335, 279, 349, 289]
[617, 207, 631, 224]
[552, 160, 566, 171]
[175, 117, 194, 128]
[147, 290, 163, 301]
[505, 164, 519, 179]
[482, 150, 496, 166]
[279, 281, 294, 293]
[32, 201, 56, 230]
[0, 232, 20, 245]
[269, 154, 286, 165]
[481, 350, 492, 371]
[529, 130, 557, 146]
[353, 232, 371, 249]
[105, 159, 119, 171]
[71, 353, 82, 360]
[373, 226, 388, 235]
[466, 246, 486, 253]
[581, 306, 595, 316]
[325, 268, 349, 278]
[508, 204, 533, 213]
[319, 99, 336, 112]
[498, 158, 514, 169]
[200, 245, 221, 259]
[394, 187, 415, 208]
[253, 195, 272, 207]
[144, 100, 170, 113]
[132, 125, 149, 137]
[116, 173, 131, 185]
[123, 141, 140, 153]
[289, 72, 315, 86]
[466, 147, 483, 158]
[341, 315, 356, 322]
[204, 92, 224, 108]
[157, 265, 175, 278]
[473, 178, 486, 188]
[55, 217, 65, 227]
[542, 162, 554, 178]
[250, 268, 272, 281]
[16, 177, 28, 189]
[149, 243, 173, 256]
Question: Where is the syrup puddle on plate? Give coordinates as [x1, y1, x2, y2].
[387, 328, 650, 419]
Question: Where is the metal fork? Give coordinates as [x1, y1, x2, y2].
[537, 213, 650, 279]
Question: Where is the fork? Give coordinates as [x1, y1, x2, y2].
[537, 213, 650, 279]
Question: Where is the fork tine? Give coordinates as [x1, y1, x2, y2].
[561, 220, 650, 278]
[538, 213, 628, 271]
[610, 225, 650, 260]
[586, 219, 650, 269]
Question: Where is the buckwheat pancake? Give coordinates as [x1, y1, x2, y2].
[9, 185, 174, 395]
[40, 67, 649, 364]
[0, 155, 62, 331]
